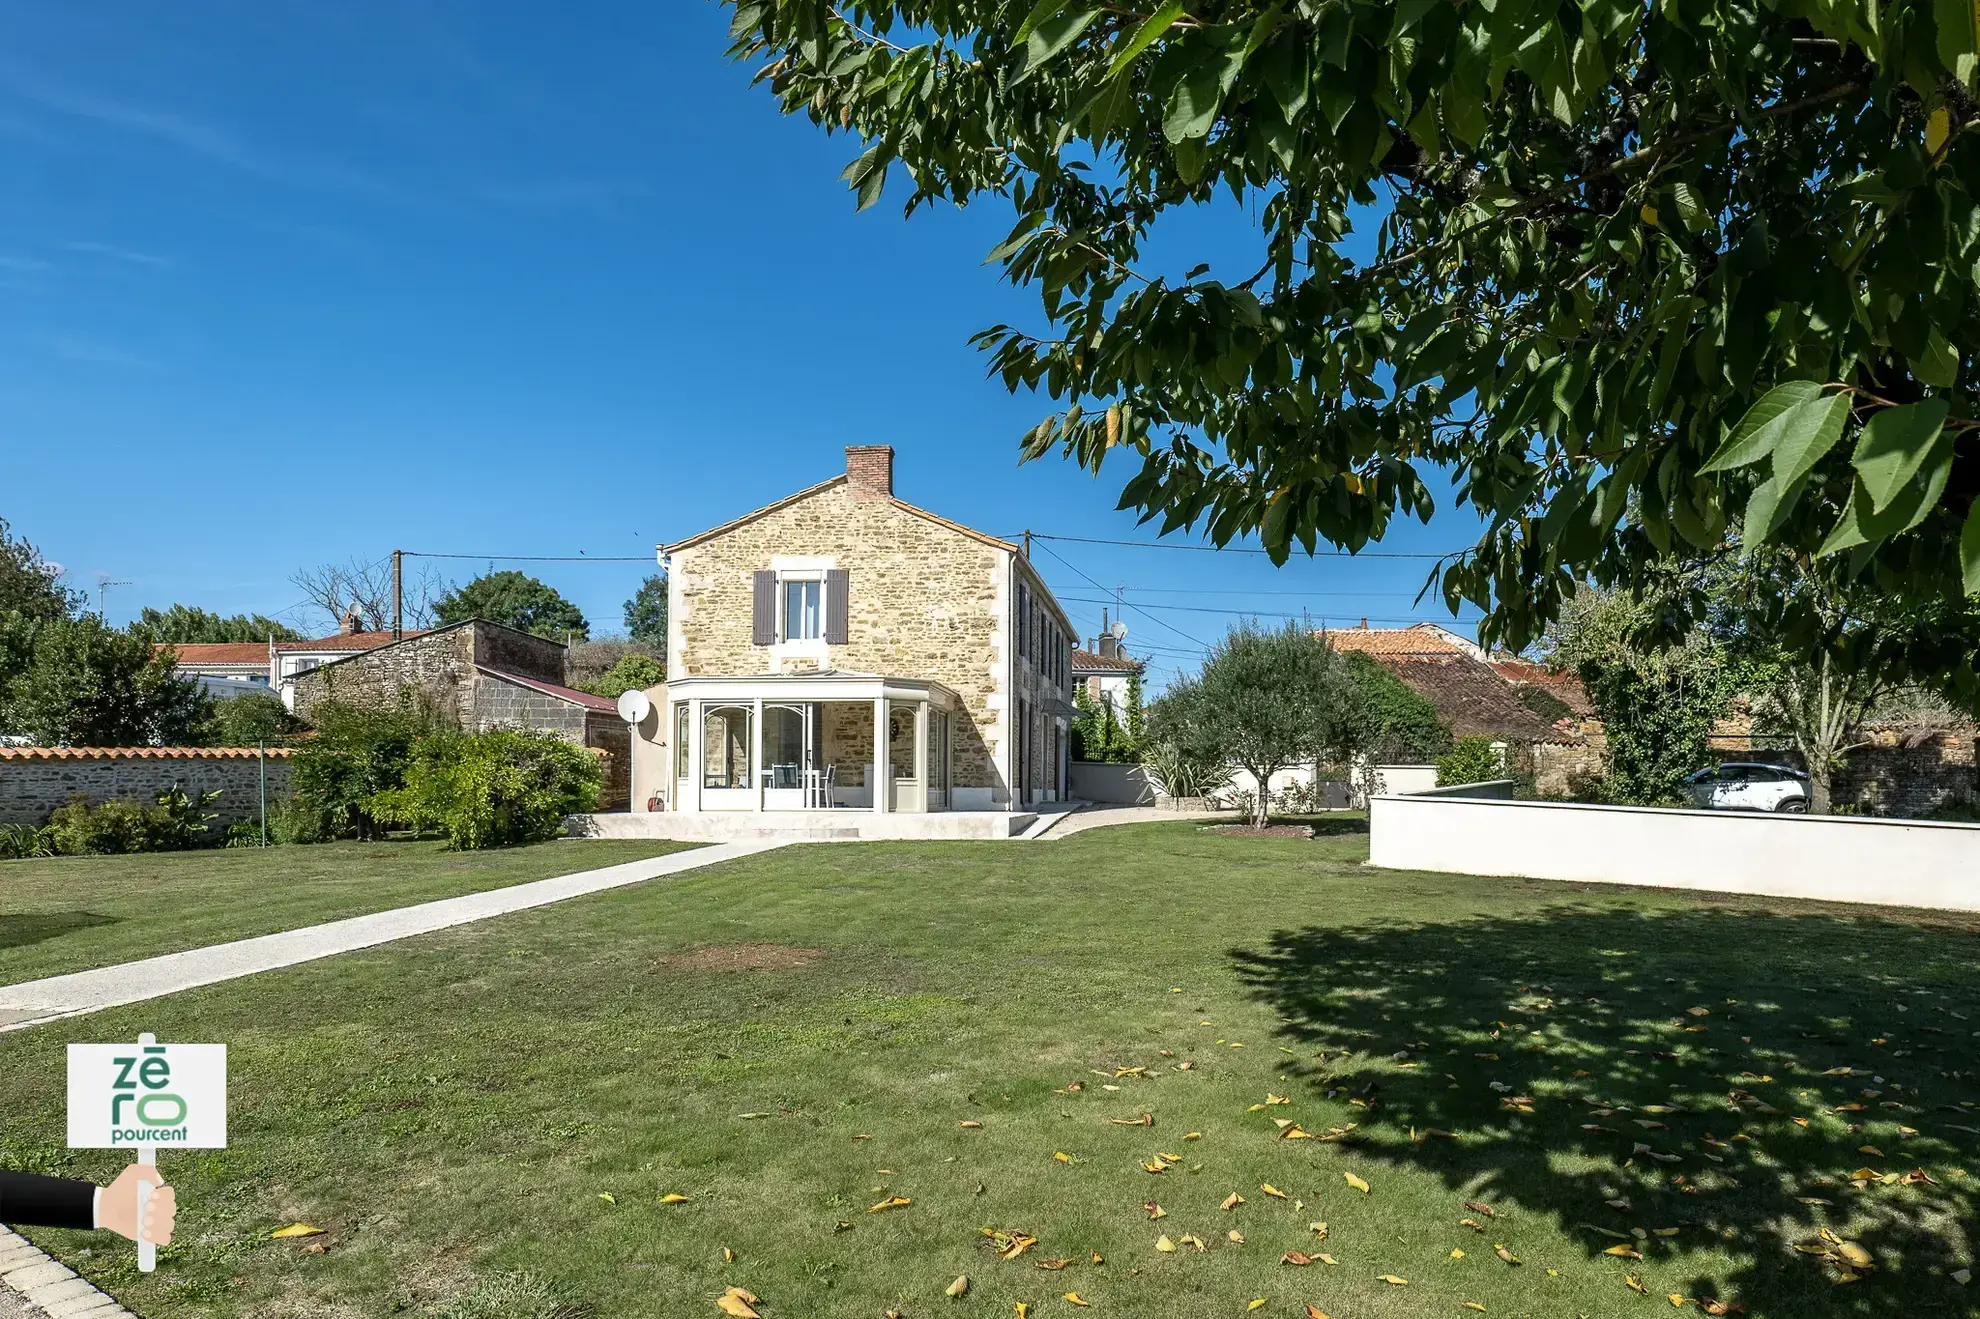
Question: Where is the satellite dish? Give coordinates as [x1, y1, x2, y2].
[616, 689, 653, 725]
[1108, 620, 1129, 641]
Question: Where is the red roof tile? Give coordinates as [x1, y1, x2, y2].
[0, 746, 294, 760]
[275, 630, 428, 653]
[154, 642, 269, 666]
[1320, 627, 1465, 658]
[1071, 648, 1142, 673]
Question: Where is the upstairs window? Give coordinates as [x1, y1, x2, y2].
[783, 577, 822, 641]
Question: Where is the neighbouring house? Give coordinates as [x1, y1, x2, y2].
[273, 612, 430, 710]
[1322, 622, 1602, 795]
[630, 445, 1077, 822]
[155, 641, 276, 700]
[1072, 624, 1143, 710]
[289, 618, 630, 809]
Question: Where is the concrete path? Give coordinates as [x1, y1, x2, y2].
[0, 1227, 132, 1319]
[0, 840, 785, 1034]
[1037, 805, 1235, 838]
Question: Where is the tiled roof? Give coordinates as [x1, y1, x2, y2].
[1320, 626, 1465, 658]
[0, 746, 294, 760]
[1489, 658, 1598, 719]
[1343, 650, 1564, 743]
[154, 642, 269, 666]
[1071, 648, 1142, 673]
[478, 667, 618, 713]
[275, 630, 428, 653]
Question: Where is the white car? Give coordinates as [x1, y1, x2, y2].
[1686, 762, 1810, 813]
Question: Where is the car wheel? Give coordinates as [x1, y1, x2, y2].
[1776, 798, 1808, 814]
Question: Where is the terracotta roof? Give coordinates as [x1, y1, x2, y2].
[154, 642, 269, 667]
[1353, 653, 1564, 743]
[0, 746, 294, 760]
[275, 630, 428, 653]
[1071, 648, 1142, 673]
[477, 667, 618, 713]
[1320, 626, 1466, 658]
[1489, 658, 1598, 719]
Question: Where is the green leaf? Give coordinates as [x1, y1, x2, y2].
[1769, 391, 1850, 488]
[1700, 381, 1824, 472]
[1105, 0, 1187, 79]
[1853, 398, 1951, 511]
[1670, 181, 1708, 234]
[1164, 51, 1226, 141]
[1817, 444, 1955, 555]
[1742, 473, 1793, 546]
[1963, 499, 1980, 595]
[1936, 0, 1978, 68]
[1022, 7, 1101, 78]
[1258, 30, 1310, 119]
[1914, 330, 1961, 388]
[1015, 0, 1070, 44]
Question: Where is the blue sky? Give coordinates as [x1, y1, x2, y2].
[0, 0, 1485, 689]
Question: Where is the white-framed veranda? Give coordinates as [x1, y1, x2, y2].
[668, 673, 960, 814]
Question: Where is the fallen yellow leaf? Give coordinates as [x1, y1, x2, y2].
[270, 1224, 325, 1239]
[1451, 1248, 1466, 1259]
[1344, 1172, 1370, 1194]
[1054, 1151, 1075, 1165]
[660, 1192, 692, 1205]
[1229, 1230, 1245, 1244]
[716, 1287, 762, 1318]
[1064, 1293, 1091, 1307]
[1463, 1305, 1486, 1313]
[946, 1274, 970, 1297]
[1247, 1301, 1267, 1312]
[868, 1196, 912, 1213]
[961, 1120, 983, 1129]
[1379, 1274, 1410, 1285]
[1145, 1202, 1167, 1219]
[1306, 1307, 1332, 1319]
[1184, 1131, 1202, 1140]
[1156, 1235, 1177, 1253]
[1262, 1183, 1288, 1199]
[596, 1193, 616, 1204]
[1222, 1192, 1246, 1210]
[1016, 1306, 1030, 1319]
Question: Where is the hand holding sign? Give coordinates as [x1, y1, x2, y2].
[68, 1033, 224, 1272]
[97, 1164, 176, 1247]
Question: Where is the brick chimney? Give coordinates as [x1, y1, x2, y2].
[340, 607, 364, 635]
[845, 445, 894, 501]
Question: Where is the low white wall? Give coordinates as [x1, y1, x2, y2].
[1369, 795, 1980, 913]
[1071, 761, 1155, 805]
[1409, 778, 1516, 800]
[1366, 764, 1440, 796]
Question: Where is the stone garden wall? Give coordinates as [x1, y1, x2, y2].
[0, 748, 292, 827]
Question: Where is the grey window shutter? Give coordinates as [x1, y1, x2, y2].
[825, 568, 850, 644]
[752, 570, 777, 645]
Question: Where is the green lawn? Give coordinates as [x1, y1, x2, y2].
[0, 839, 700, 983]
[1, 821, 1975, 1319]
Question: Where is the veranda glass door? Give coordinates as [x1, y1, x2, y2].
[762, 703, 823, 810]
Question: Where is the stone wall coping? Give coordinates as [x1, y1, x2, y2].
[0, 746, 294, 761]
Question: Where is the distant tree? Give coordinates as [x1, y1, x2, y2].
[130, 605, 303, 644]
[198, 689, 303, 747]
[0, 614, 210, 746]
[434, 571, 589, 642]
[1153, 620, 1374, 826]
[582, 653, 666, 699]
[1546, 586, 1733, 806]
[290, 556, 443, 634]
[623, 574, 668, 647]
[0, 517, 79, 621]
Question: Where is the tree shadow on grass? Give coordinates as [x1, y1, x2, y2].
[0, 911, 118, 954]
[1232, 903, 1980, 1315]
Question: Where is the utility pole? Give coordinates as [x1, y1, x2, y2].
[391, 549, 403, 639]
[1022, 529, 1032, 560]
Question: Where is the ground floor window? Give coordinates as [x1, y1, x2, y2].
[703, 705, 751, 789]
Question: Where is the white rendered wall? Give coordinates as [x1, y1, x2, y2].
[1369, 794, 1980, 913]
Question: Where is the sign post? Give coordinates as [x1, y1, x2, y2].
[67, 1033, 226, 1272]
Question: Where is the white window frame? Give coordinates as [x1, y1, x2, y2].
[770, 555, 835, 660]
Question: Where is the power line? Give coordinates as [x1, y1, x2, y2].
[1031, 540, 1212, 651]
[1119, 585, 1443, 598]
[401, 551, 653, 563]
[1059, 595, 1468, 628]
[1022, 531, 1457, 561]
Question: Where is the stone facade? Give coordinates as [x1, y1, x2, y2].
[292, 620, 628, 810]
[665, 452, 1075, 808]
[0, 749, 292, 827]
[1729, 729, 1979, 818]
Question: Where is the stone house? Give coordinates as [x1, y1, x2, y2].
[628, 446, 1076, 821]
[1072, 628, 1143, 710]
[291, 619, 630, 809]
